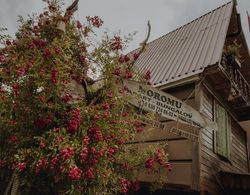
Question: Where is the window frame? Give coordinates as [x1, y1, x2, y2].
[213, 102, 231, 160]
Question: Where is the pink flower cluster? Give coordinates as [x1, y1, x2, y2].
[31, 39, 47, 48]
[87, 16, 103, 28]
[145, 157, 154, 170]
[35, 159, 47, 173]
[62, 93, 73, 103]
[54, 47, 61, 54]
[102, 102, 110, 110]
[118, 55, 130, 63]
[133, 179, 139, 191]
[112, 67, 121, 76]
[34, 115, 53, 128]
[67, 108, 81, 132]
[39, 140, 46, 149]
[18, 162, 27, 171]
[121, 177, 130, 193]
[155, 149, 164, 165]
[107, 147, 116, 159]
[68, 166, 82, 180]
[60, 147, 74, 160]
[111, 36, 123, 51]
[89, 126, 103, 142]
[80, 147, 88, 162]
[9, 135, 18, 144]
[16, 67, 26, 77]
[0, 55, 6, 63]
[12, 83, 20, 96]
[154, 149, 172, 171]
[83, 136, 90, 145]
[43, 48, 51, 58]
[50, 156, 58, 169]
[51, 68, 58, 83]
[144, 70, 151, 81]
[76, 21, 82, 29]
[38, 95, 46, 103]
[124, 70, 133, 79]
[85, 167, 94, 179]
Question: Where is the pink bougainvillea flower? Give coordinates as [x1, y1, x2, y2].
[62, 93, 73, 103]
[0, 55, 6, 63]
[60, 147, 75, 160]
[121, 177, 130, 193]
[51, 68, 58, 84]
[145, 157, 154, 169]
[54, 47, 62, 54]
[68, 166, 82, 180]
[18, 162, 27, 171]
[12, 83, 20, 96]
[38, 95, 46, 103]
[133, 53, 139, 61]
[9, 135, 18, 144]
[83, 136, 90, 145]
[144, 70, 151, 81]
[124, 70, 133, 79]
[102, 102, 110, 110]
[16, 67, 26, 77]
[67, 108, 81, 132]
[80, 147, 88, 162]
[35, 159, 47, 173]
[39, 140, 46, 149]
[111, 36, 123, 51]
[43, 48, 51, 57]
[85, 168, 94, 180]
[112, 67, 121, 76]
[87, 16, 103, 28]
[76, 21, 82, 29]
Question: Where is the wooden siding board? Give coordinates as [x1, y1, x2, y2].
[167, 162, 192, 185]
[200, 85, 249, 194]
[138, 162, 192, 186]
[167, 140, 193, 160]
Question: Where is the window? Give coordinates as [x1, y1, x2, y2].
[214, 103, 231, 159]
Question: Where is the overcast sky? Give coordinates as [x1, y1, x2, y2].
[0, 0, 250, 51]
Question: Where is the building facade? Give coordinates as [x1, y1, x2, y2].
[132, 1, 250, 194]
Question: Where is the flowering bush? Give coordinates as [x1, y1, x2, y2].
[0, 0, 169, 194]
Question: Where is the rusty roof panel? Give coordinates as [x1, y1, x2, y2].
[134, 2, 233, 87]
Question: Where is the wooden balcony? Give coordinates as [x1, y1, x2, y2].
[204, 53, 250, 120]
[219, 53, 250, 106]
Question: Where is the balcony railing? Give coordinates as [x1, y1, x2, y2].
[220, 53, 250, 105]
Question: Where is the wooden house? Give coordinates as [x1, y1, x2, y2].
[132, 1, 250, 194]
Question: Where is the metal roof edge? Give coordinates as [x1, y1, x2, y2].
[156, 74, 201, 90]
[214, 1, 234, 69]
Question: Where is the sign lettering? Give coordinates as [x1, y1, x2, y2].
[124, 80, 207, 128]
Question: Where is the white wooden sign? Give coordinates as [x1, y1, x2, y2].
[124, 80, 207, 128]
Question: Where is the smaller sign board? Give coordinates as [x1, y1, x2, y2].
[134, 114, 199, 142]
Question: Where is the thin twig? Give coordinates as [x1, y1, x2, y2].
[130, 21, 151, 66]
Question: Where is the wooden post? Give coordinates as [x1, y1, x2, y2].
[191, 81, 202, 191]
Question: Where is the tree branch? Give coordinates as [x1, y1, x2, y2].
[130, 21, 151, 66]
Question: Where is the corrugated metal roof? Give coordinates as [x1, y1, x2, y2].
[133, 1, 233, 87]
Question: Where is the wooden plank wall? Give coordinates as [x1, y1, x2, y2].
[132, 83, 197, 189]
[200, 87, 249, 194]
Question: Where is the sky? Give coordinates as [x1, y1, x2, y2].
[0, 0, 250, 51]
